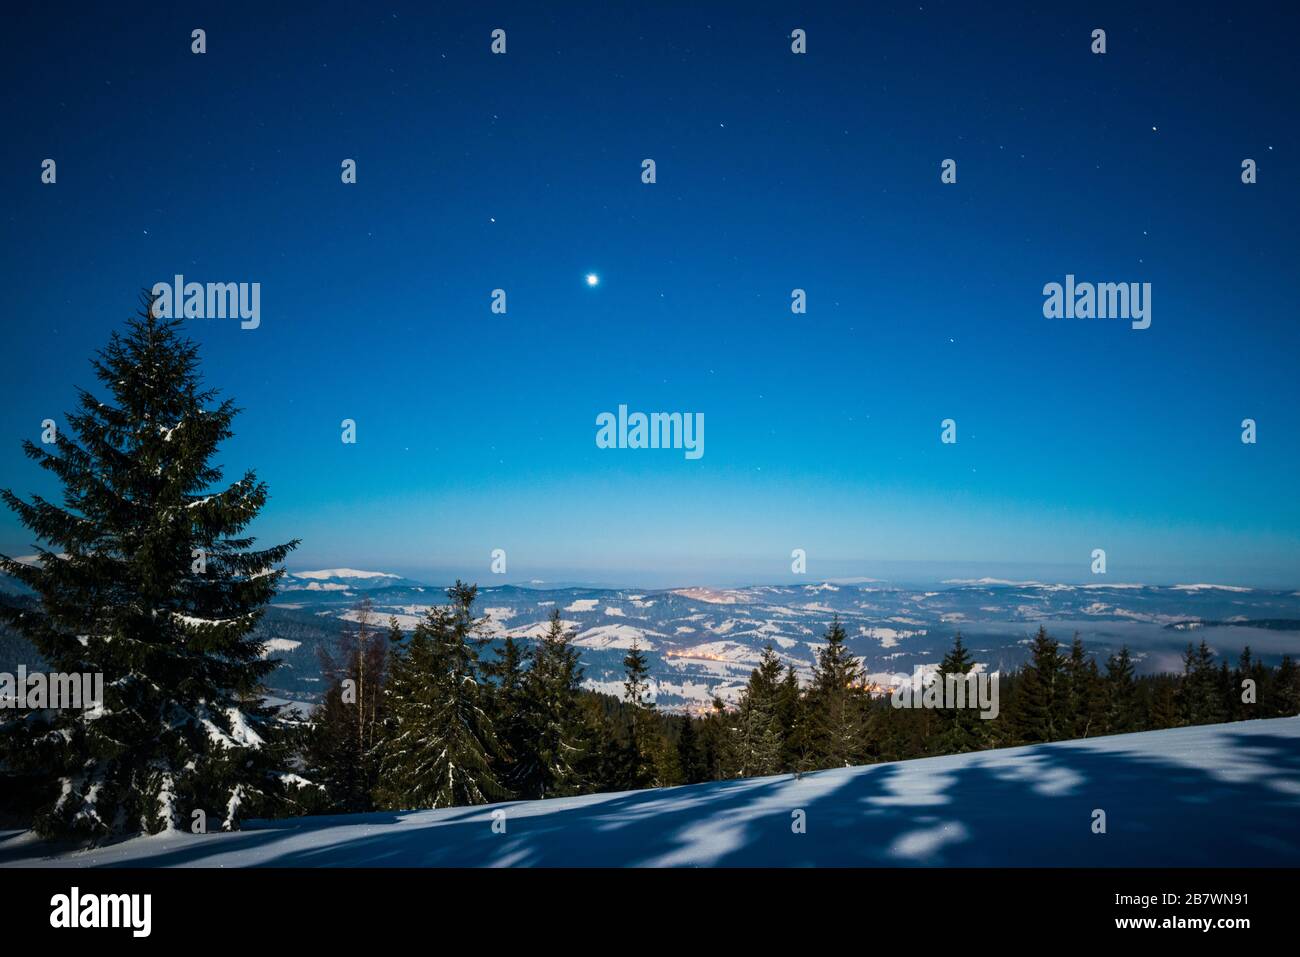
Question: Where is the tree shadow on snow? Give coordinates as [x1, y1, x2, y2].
[6, 723, 1299, 867]
[253, 723, 1300, 867]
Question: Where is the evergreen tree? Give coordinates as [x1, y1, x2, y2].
[1217, 660, 1236, 723]
[776, 665, 811, 773]
[1012, 627, 1066, 743]
[621, 641, 658, 786]
[699, 696, 730, 781]
[808, 617, 868, 768]
[1273, 655, 1300, 717]
[604, 723, 643, 790]
[1063, 635, 1106, 738]
[731, 691, 783, 777]
[1178, 641, 1226, 726]
[571, 693, 618, 792]
[750, 644, 784, 704]
[375, 582, 505, 808]
[1104, 646, 1140, 733]
[485, 634, 533, 796]
[0, 299, 300, 837]
[1148, 678, 1181, 729]
[726, 645, 786, 777]
[623, 640, 652, 710]
[932, 632, 983, 754]
[676, 715, 707, 784]
[650, 728, 684, 787]
[521, 609, 585, 797]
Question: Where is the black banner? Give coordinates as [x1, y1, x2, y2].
[0, 867, 1279, 942]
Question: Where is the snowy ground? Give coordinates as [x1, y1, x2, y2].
[3, 718, 1298, 867]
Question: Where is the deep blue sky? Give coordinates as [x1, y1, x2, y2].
[2, 2, 1298, 587]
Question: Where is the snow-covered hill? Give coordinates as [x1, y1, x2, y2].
[4, 718, 1298, 867]
[252, 578, 1300, 713]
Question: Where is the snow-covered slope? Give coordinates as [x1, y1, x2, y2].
[4, 718, 1298, 867]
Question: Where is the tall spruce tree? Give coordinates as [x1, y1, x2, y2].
[1012, 627, 1066, 743]
[1148, 678, 1181, 729]
[621, 640, 659, 786]
[808, 616, 868, 768]
[520, 608, 585, 798]
[375, 581, 505, 808]
[485, 634, 533, 795]
[729, 645, 786, 777]
[0, 299, 300, 837]
[1103, 646, 1140, 733]
[730, 691, 783, 778]
[1178, 641, 1225, 726]
[777, 664, 811, 773]
[932, 632, 983, 754]
[676, 714, 707, 784]
[1063, 635, 1106, 738]
[700, 696, 730, 781]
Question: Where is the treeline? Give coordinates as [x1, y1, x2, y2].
[302, 586, 1300, 814]
[302, 583, 686, 813]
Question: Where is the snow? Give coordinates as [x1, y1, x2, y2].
[199, 707, 265, 750]
[292, 569, 399, 580]
[260, 639, 302, 657]
[943, 578, 1050, 587]
[671, 587, 746, 605]
[572, 624, 659, 650]
[504, 618, 580, 640]
[10, 553, 69, 566]
[858, 625, 924, 648]
[341, 608, 422, 629]
[173, 613, 246, 628]
[155, 774, 179, 833]
[563, 599, 599, 612]
[5, 718, 1297, 867]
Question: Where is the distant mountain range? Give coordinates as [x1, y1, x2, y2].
[3, 564, 1298, 713]
[259, 569, 1300, 713]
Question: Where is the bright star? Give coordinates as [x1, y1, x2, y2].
[585, 273, 599, 287]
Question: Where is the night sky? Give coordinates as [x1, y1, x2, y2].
[2, 2, 1297, 586]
